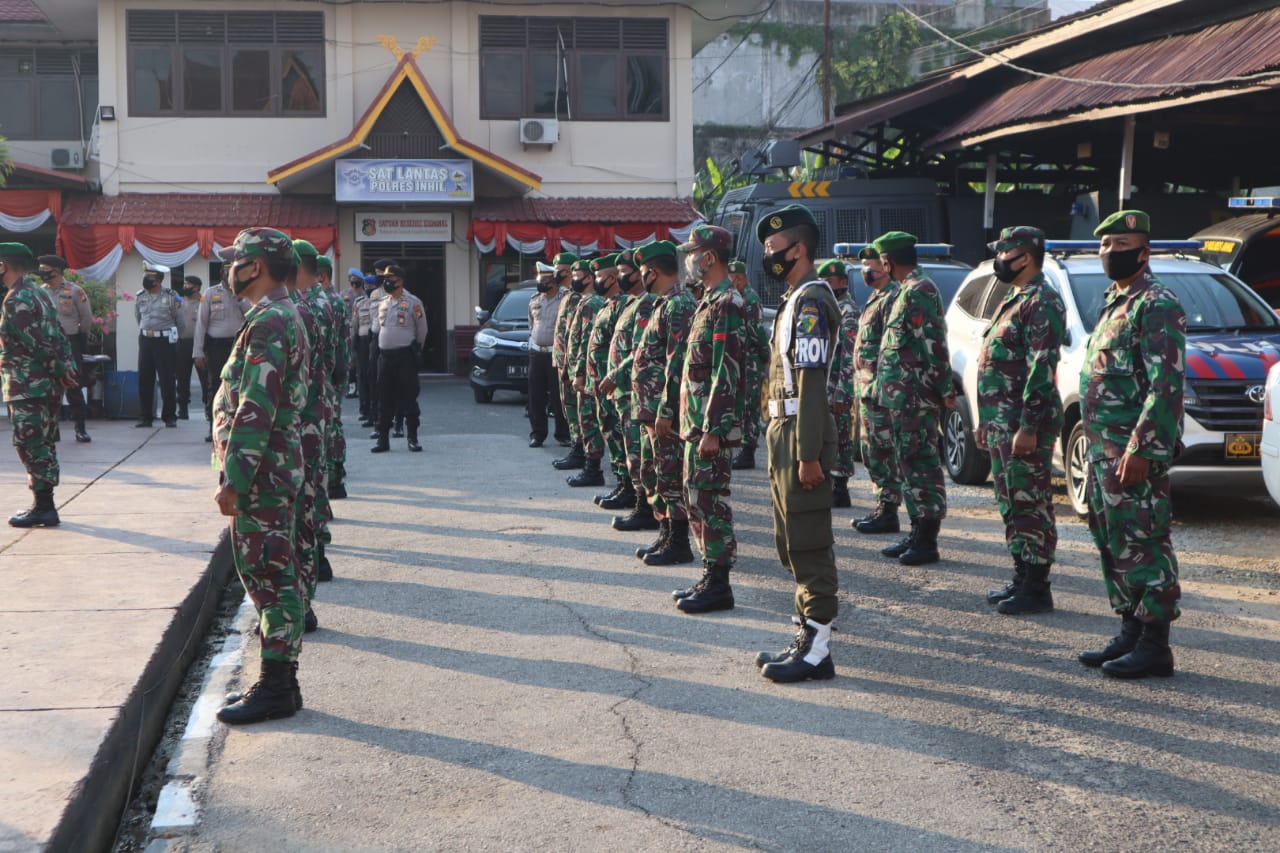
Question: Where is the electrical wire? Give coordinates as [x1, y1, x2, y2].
[692, 0, 780, 91]
[897, 2, 1280, 91]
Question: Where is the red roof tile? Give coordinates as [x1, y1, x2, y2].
[472, 197, 701, 224]
[0, 0, 46, 23]
[60, 193, 336, 228]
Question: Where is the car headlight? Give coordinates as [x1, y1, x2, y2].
[474, 331, 500, 349]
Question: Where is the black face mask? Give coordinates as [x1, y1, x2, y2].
[593, 276, 612, 296]
[761, 241, 799, 282]
[231, 263, 256, 295]
[571, 277, 589, 293]
[384, 280, 401, 294]
[38, 269, 57, 282]
[143, 277, 161, 289]
[617, 271, 638, 293]
[555, 271, 567, 284]
[992, 255, 1026, 284]
[861, 268, 880, 287]
[642, 271, 657, 291]
[535, 281, 552, 293]
[1101, 247, 1146, 281]
[183, 285, 200, 295]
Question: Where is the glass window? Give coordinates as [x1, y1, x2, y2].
[0, 79, 34, 138]
[579, 54, 617, 117]
[80, 77, 97, 137]
[950, 271, 992, 319]
[132, 47, 175, 113]
[38, 78, 81, 138]
[530, 52, 567, 117]
[1069, 271, 1280, 333]
[481, 52, 523, 117]
[183, 48, 223, 111]
[232, 49, 271, 111]
[281, 49, 322, 112]
[625, 54, 664, 117]
[494, 287, 535, 323]
[931, 266, 973, 312]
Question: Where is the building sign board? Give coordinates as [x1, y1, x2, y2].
[355, 211, 453, 243]
[336, 159, 474, 202]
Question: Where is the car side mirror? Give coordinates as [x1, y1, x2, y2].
[474, 305, 491, 324]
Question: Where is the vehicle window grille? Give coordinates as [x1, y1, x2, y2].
[878, 207, 928, 238]
[835, 209, 870, 245]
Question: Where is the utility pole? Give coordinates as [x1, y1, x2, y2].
[822, 0, 833, 122]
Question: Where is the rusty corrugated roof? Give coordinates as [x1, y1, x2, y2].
[929, 8, 1280, 149]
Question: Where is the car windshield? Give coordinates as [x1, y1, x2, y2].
[850, 264, 969, 310]
[1069, 271, 1280, 333]
[492, 288, 534, 324]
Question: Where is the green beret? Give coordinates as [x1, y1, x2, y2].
[756, 204, 817, 243]
[571, 259, 592, 272]
[291, 239, 319, 259]
[634, 240, 677, 265]
[553, 252, 579, 266]
[858, 246, 879, 261]
[1094, 209, 1151, 237]
[872, 231, 917, 255]
[678, 225, 734, 255]
[316, 255, 333, 271]
[616, 249, 636, 269]
[727, 259, 747, 274]
[816, 260, 847, 278]
[989, 225, 1044, 254]
[0, 242, 34, 262]
[229, 228, 296, 264]
[590, 254, 618, 272]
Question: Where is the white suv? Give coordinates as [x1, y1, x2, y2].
[944, 242, 1280, 514]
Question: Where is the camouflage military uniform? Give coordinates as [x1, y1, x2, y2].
[740, 284, 770, 451]
[306, 280, 341, 542]
[679, 277, 747, 568]
[1, 272, 74, 496]
[554, 286, 584, 447]
[1082, 268, 1185, 622]
[606, 290, 658, 490]
[876, 267, 951, 521]
[318, 272, 350, 494]
[827, 287, 861, 479]
[213, 284, 309, 663]
[568, 291, 606, 462]
[638, 287, 697, 518]
[290, 288, 330, 605]
[978, 270, 1066, 569]
[586, 291, 630, 481]
[855, 279, 902, 505]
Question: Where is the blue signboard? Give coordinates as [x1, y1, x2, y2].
[335, 159, 474, 203]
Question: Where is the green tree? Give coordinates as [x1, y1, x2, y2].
[828, 11, 922, 102]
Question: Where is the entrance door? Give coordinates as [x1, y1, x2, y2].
[361, 243, 447, 372]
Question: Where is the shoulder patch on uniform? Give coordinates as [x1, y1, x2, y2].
[797, 303, 821, 334]
[793, 301, 830, 369]
[413, 304, 424, 319]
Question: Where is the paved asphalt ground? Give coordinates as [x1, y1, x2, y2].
[7, 379, 1280, 852]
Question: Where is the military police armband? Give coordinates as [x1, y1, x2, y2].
[793, 301, 830, 369]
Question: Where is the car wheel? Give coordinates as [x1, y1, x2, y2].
[942, 406, 991, 485]
[473, 386, 494, 404]
[1067, 421, 1090, 518]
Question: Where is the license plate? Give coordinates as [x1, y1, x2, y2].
[506, 364, 528, 378]
[1224, 432, 1262, 459]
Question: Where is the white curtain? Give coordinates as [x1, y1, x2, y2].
[134, 240, 203, 269]
[76, 244, 125, 285]
[669, 221, 702, 244]
[506, 236, 546, 255]
[0, 209, 51, 233]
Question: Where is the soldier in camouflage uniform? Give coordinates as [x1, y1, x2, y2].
[1, 242, 77, 528]
[212, 228, 309, 725]
[672, 226, 746, 615]
[602, 250, 660, 530]
[584, 255, 633, 507]
[317, 256, 350, 501]
[752, 206, 842, 683]
[728, 260, 769, 470]
[974, 227, 1066, 616]
[817, 259, 860, 508]
[1077, 210, 1186, 679]
[850, 247, 903, 535]
[873, 231, 953, 567]
[632, 241, 697, 567]
[567, 261, 607, 487]
[550, 253, 585, 469]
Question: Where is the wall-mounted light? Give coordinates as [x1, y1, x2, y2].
[18, 59, 33, 74]
[99, 105, 116, 121]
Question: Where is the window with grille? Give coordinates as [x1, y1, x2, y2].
[126, 10, 324, 117]
[479, 16, 668, 121]
[0, 48, 97, 140]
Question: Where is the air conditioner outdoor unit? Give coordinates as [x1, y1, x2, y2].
[50, 147, 84, 170]
[519, 118, 559, 146]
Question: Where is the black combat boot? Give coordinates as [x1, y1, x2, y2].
[855, 501, 900, 534]
[899, 518, 941, 566]
[594, 480, 623, 506]
[204, 423, 213, 443]
[676, 563, 734, 614]
[832, 476, 851, 508]
[178, 402, 189, 420]
[217, 658, 298, 724]
[613, 492, 659, 531]
[1078, 611, 1143, 667]
[761, 619, 836, 683]
[304, 606, 319, 633]
[650, 519, 695, 568]
[328, 480, 348, 500]
[997, 561, 1054, 615]
[636, 519, 670, 559]
[407, 426, 422, 452]
[881, 519, 918, 558]
[731, 445, 756, 470]
[225, 662, 302, 710]
[599, 478, 637, 510]
[755, 616, 804, 667]
[392, 418, 405, 438]
[553, 443, 586, 470]
[317, 546, 333, 582]
[370, 430, 391, 453]
[566, 458, 604, 487]
[74, 418, 91, 443]
[1102, 620, 1174, 678]
[9, 488, 59, 528]
[986, 561, 1027, 605]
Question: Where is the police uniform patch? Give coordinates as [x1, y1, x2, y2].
[413, 304, 424, 319]
[793, 302, 829, 369]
